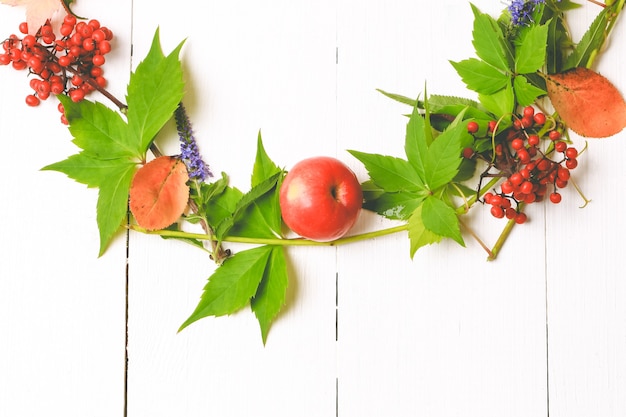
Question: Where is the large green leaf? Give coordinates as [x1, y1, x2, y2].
[424, 123, 467, 191]
[408, 204, 442, 258]
[470, 3, 511, 71]
[450, 58, 509, 95]
[96, 163, 137, 255]
[404, 106, 429, 180]
[179, 245, 273, 331]
[563, 5, 610, 69]
[251, 246, 288, 344]
[515, 23, 549, 74]
[349, 150, 425, 192]
[61, 96, 138, 159]
[421, 196, 464, 246]
[126, 28, 186, 154]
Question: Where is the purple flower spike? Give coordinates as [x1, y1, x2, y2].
[175, 103, 212, 181]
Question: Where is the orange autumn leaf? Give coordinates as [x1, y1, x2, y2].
[546, 67, 626, 138]
[0, 0, 65, 35]
[129, 156, 190, 230]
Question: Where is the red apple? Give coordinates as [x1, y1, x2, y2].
[279, 156, 363, 242]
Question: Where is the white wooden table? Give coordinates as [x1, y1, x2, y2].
[1, 1, 625, 416]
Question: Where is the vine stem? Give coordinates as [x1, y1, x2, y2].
[129, 224, 409, 247]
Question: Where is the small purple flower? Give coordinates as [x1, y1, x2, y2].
[175, 103, 212, 181]
[507, 0, 557, 26]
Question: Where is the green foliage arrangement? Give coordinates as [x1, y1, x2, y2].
[1, 0, 625, 343]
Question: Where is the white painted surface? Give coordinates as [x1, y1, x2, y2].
[1, 1, 625, 416]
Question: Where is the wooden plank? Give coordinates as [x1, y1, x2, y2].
[0, 2, 131, 416]
[335, 1, 548, 415]
[126, 2, 339, 416]
[546, 6, 626, 417]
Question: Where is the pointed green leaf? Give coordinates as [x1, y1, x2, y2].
[421, 196, 464, 246]
[563, 6, 610, 70]
[478, 83, 515, 119]
[470, 3, 511, 71]
[59, 95, 138, 159]
[424, 123, 467, 191]
[252, 131, 282, 187]
[514, 75, 547, 106]
[251, 246, 288, 344]
[126, 28, 186, 154]
[349, 150, 425, 192]
[408, 204, 442, 258]
[515, 23, 549, 74]
[404, 106, 428, 179]
[215, 172, 281, 239]
[450, 58, 509, 95]
[179, 245, 272, 331]
[363, 190, 426, 221]
[96, 162, 137, 256]
[42, 153, 136, 188]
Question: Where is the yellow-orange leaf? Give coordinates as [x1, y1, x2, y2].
[0, 0, 64, 35]
[129, 156, 190, 230]
[546, 67, 626, 138]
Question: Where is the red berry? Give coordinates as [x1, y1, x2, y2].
[523, 106, 535, 118]
[18, 22, 28, 35]
[69, 88, 85, 102]
[509, 172, 523, 186]
[514, 212, 527, 224]
[467, 121, 479, 133]
[549, 130, 561, 141]
[92, 54, 105, 66]
[490, 205, 505, 218]
[511, 138, 525, 150]
[533, 112, 546, 125]
[527, 135, 540, 146]
[549, 192, 562, 204]
[488, 120, 497, 133]
[554, 141, 567, 153]
[462, 147, 474, 159]
[565, 147, 578, 159]
[25, 94, 40, 106]
[565, 158, 578, 170]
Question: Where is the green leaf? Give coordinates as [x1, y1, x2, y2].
[179, 245, 273, 331]
[251, 246, 288, 344]
[424, 123, 467, 191]
[407, 204, 442, 258]
[563, 6, 610, 70]
[126, 28, 186, 154]
[349, 150, 425, 192]
[363, 190, 425, 221]
[450, 58, 509, 95]
[515, 23, 549, 74]
[376, 88, 417, 107]
[96, 163, 137, 256]
[470, 3, 511, 71]
[42, 153, 135, 188]
[421, 196, 464, 246]
[404, 106, 429, 179]
[204, 185, 243, 230]
[252, 131, 282, 187]
[514, 75, 547, 106]
[478, 83, 515, 119]
[215, 172, 281, 239]
[59, 95, 138, 159]
[546, 13, 568, 73]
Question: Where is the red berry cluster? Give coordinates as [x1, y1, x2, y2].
[465, 106, 580, 224]
[0, 14, 113, 123]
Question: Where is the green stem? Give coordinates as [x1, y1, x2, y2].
[487, 218, 517, 261]
[130, 224, 409, 247]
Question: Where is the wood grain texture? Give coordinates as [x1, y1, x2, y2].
[1, 1, 625, 416]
